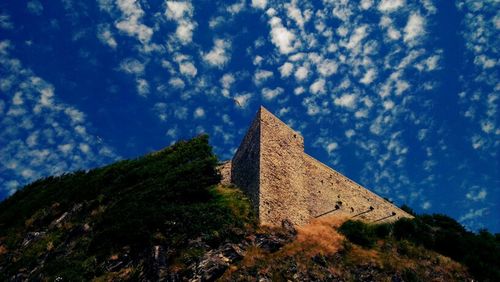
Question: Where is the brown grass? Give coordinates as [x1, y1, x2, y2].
[282, 215, 348, 257]
[240, 245, 266, 267]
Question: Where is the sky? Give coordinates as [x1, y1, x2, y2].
[0, 0, 498, 232]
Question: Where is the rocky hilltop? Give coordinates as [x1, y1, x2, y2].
[0, 136, 497, 281]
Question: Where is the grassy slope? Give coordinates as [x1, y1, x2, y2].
[0, 135, 496, 281]
[0, 135, 256, 280]
[223, 216, 471, 281]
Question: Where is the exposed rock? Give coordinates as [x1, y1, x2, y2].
[254, 233, 288, 253]
[188, 242, 247, 281]
[189, 250, 229, 282]
[21, 231, 46, 247]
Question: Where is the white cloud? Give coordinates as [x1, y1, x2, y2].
[378, 0, 405, 13]
[346, 25, 368, 52]
[65, 108, 85, 124]
[220, 73, 235, 89]
[360, 0, 373, 10]
[345, 129, 355, 138]
[27, 1, 44, 15]
[194, 107, 205, 118]
[227, 0, 246, 15]
[268, 16, 296, 54]
[0, 14, 14, 30]
[178, 61, 197, 77]
[254, 69, 273, 85]
[387, 27, 401, 40]
[418, 129, 427, 141]
[421, 201, 431, 210]
[294, 86, 305, 96]
[119, 58, 145, 75]
[424, 55, 440, 71]
[474, 55, 497, 69]
[317, 59, 338, 77]
[251, 0, 267, 9]
[334, 93, 357, 109]
[253, 55, 263, 66]
[79, 143, 90, 154]
[326, 142, 338, 155]
[404, 13, 425, 43]
[12, 92, 23, 105]
[174, 106, 188, 119]
[136, 78, 149, 96]
[234, 92, 252, 108]
[360, 68, 377, 84]
[383, 100, 395, 110]
[165, 1, 196, 44]
[165, 1, 191, 19]
[459, 208, 488, 222]
[115, 0, 153, 43]
[0, 46, 118, 194]
[294, 66, 309, 81]
[166, 127, 178, 139]
[471, 134, 484, 149]
[286, 3, 305, 28]
[261, 87, 284, 100]
[203, 38, 231, 68]
[58, 143, 73, 154]
[97, 24, 118, 49]
[309, 79, 326, 95]
[466, 187, 487, 201]
[169, 77, 185, 89]
[279, 62, 294, 77]
[97, 0, 113, 12]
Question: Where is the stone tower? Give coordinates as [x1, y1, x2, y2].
[225, 106, 413, 226]
[231, 106, 310, 225]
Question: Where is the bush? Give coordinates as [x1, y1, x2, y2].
[393, 215, 500, 282]
[374, 223, 392, 238]
[339, 220, 376, 248]
[393, 218, 417, 240]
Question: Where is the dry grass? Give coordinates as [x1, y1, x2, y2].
[222, 216, 472, 281]
[279, 215, 348, 257]
[240, 245, 266, 267]
[297, 215, 348, 254]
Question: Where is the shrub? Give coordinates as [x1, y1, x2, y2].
[374, 223, 392, 239]
[393, 218, 417, 240]
[338, 220, 376, 248]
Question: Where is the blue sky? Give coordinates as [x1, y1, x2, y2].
[0, 0, 498, 232]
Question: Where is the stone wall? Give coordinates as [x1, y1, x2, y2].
[259, 108, 310, 226]
[218, 161, 232, 186]
[303, 154, 411, 223]
[230, 111, 261, 214]
[227, 106, 413, 227]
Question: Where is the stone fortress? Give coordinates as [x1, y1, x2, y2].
[219, 106, 413, 226]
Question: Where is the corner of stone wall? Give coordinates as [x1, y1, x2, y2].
[217, 161, 232, 186]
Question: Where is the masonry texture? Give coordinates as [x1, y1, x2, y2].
[222, 106, 413, 226]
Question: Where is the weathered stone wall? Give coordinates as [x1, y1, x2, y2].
[259, 108, 310, 226]
[228, 106, 413, 227]
[303, 154, 411, 223]
[218, 161, 232, 186]
[231, 112, 260, 214]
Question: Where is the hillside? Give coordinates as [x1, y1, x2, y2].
[0, 135, 497, 281]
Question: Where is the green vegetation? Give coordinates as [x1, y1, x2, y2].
[338, 220, 377, 248]
[0, 135, 256, 280]
[339, 214, 500, 282]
